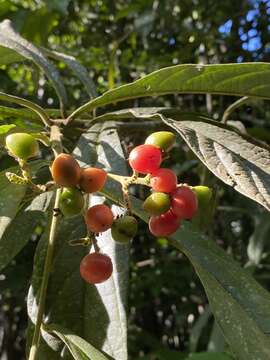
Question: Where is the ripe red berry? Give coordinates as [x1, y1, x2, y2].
[80, 252, 113, 284]
[51, 153, 81, 187]
[80, 167, 107, 193]
[171, 186, 198, 219]
[85, 204, 114, 233]
[150, 168, 177, 193]
[128, 144, 162, 174]
[149, 210, 181, 237]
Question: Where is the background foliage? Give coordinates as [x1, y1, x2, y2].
[0, 0, 270, 359]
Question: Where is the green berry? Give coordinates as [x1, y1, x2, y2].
[111, 215, 138, 243]
[5, 132, 39, 160]
[192, 186, 214, 230]
[143, 192, 171, 215]
[145, 131, 176, 152]
[192, 186, 213, 208]
[59, 187, 85, 218]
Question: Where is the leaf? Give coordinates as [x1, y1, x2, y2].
[0, 124, 16, 134]
[0, 92, 51, 126]
[170, 224, 270, 360]
[189, 305, 212, 352]
[185, 353, 233, 360]
[45, 0, 71, 14]
[0, 191, 52, 271]
[45, 324, 114, 360]
[0, 165, 27, 241]
[0, 105, 61, 123]
[41, 47, 97, 99]
[247, 212, 270, 265]
[28, 122, 129, 360]
[68, 63, 270, 120]
[0, 19, 67, 112]
[99, 187, 270, 360]
[0, 45, 24, 65]
[94, 108, 270, 211]
[162, 116, 270, 212]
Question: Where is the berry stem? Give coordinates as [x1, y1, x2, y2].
[107, 172, 150, 187]
[29, 125, 63, 360]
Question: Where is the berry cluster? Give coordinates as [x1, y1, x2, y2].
[51, 153, 137, 284]
[128, 131, 198, 237]
[4, 131, 209, 287]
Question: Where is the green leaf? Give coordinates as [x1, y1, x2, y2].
[45, 324, 114, 360]
[247, 212, 270, 266]
[45, 0, 71, 14]
[185, 353, 233, 360]
[0, 92, 51, 126]
[0, 19, 67, 112]
[0, 165, 27, 241]
[189, 305, 212, 352]
[0, 191, 52, 271]
[28, 122, 129, 360]
[95, 108, 270, 212]
[162, 116, 270, 212]
[0, 124, 16, 134]
[100, 187, 270, 360]
[0, 105, 61, 123]
[0, 45, 24, 65]
[170, 224, 270, 360]
[41, 47, 97, 99]
[68, 63, 270, 120]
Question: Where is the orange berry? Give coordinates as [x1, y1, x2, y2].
[51, 153, 81, 187]
[80, 167, 107, 193]
[85, 204, 114, 233]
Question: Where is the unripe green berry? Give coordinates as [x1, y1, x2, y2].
[111, 215, 138, 243]
[145, 131, 176, 152]
[192, 186, 213, 208]
[192, 185, 214, 230]
[143, 192, 171, 215]
[59, 187, 85, 218]
[5, 132, 39, 160]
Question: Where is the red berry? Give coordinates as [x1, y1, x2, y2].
[171, 186, 198, 219]
[149, 210, 181, 237]
[80, 167, 107, 193]
[51, 153, 81, 187]
[85, 204, 114, 233]
[150, 168, 177, 193]
[128, 144, 162, 174]
[80, 252, 113, 284]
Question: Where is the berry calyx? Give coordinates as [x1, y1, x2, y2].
[59, 187, 84, 217]
[5, 132, 39, 160]
[80, 252, 113, 284]
[150, 168, 177, 193]
[149, 210, 181, 237]
[111, 215, 138, 243]
[145, 131, 176, 152]
[80, 167, 107, 193]
[128, 144, 162, 174]
[143, 192, 171, 215]
[171, 186, 198, 219]
[85, 204, 114, 233]
[51, 153, 81, 187]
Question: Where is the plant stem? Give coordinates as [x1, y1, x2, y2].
[29, 125, 63, 360]
[28, 187, 62, 360]
[221, 96, 249, 124]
